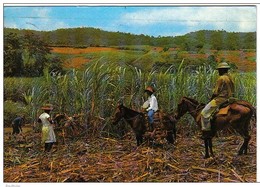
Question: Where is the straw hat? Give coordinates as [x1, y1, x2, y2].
[216, 62, 230, 69]
[145, 86, 155, 93]
[41, 104, 53, 111]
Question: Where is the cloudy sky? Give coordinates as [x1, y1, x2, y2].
[3, 5, 257, 37]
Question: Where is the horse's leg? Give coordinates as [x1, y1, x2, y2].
[139, 135, 143, 145]
[136, 133, 143, 146]
[166, 131, 174, 144]
[204, 139, 210, 159]
[236, 122, 251, 155]
[243, 136, 251, 154]
[173, 129, 177, 141]
[242, 119, 252, 155]
[136, 135, 140, 146]
[238, 133, 251, 155]
[172, 124, 177, 142]
[208, 138, 214, 157]
[238, 139, 245, 155]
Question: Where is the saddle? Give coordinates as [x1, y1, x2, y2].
[201, 101, 231, 124]
[218, 106, 230, 115]
[144, 111, 174, 140]
[213, 97, 238, 116]
[145, 110, 174, 130]
[144, 111, 163, 126]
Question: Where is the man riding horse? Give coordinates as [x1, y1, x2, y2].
[201, 62, 235, 139]
[143, 86, 158, 132]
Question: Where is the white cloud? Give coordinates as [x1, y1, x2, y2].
[4, 21, 18, 29]
[4, 7, 69, 31]
[29, 8, 69, 31]
[120, 6, 256, 32]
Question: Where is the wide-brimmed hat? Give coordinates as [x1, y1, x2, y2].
[145, 86, 155, 93]
[41, 104, 53, 111]
[216, 62, 230, 69]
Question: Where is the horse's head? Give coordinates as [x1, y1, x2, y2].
[176, 98, 188, 119]
[112, 103, 126, 124]
[176, 97, 200, 119]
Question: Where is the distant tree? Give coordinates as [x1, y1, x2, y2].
[211, 31, 224, 50]
[46, 56, 64, 75]
[226, 32, 239, 50]
[22, 31, 51, 76]
[4, 33, 23, 76]
[184, 42, 190, 51]
[4, 31, 59, 77]
[195, 43, 204, 52]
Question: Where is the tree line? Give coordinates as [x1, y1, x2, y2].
[4, 31, 63, 77]
[5, 27, 256, 50]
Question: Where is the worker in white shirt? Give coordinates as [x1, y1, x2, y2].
[143, 86, 158, 131]
[38, 104, 56, 152]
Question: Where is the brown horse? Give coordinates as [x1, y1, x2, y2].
[112, 103, 176, 146]
[175, 96, 255, 158]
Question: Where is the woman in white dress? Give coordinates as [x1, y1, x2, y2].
[38, 104, 56, 152]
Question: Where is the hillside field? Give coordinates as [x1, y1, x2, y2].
[50, 46, 256, 72]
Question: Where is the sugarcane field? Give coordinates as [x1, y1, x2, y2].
[3, 5, 257, 184]
[3, 59, 257, 182]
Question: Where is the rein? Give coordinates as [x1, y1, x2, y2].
[123, 107, 143, 122]
[188, 104, 204, 115]
[183, 98, 204, 115]
[125, 113, 142, 121]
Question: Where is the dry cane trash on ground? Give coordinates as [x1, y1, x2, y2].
[3, 123, 256, 182]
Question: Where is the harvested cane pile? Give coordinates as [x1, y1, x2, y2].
[4, 122, 256, 182]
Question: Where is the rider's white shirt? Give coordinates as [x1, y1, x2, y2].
[146, 94, 158, 112]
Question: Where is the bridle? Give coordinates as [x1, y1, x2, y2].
[180, 97, 204, 116]
[115, 106, 143, 123]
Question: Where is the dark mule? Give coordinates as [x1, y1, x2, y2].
[175, 96, 255, 158]
[112, 103, 176, 146]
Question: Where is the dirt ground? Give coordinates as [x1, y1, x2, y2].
[3, 124, 256, 182]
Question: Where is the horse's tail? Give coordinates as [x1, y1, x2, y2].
[249, 105, 256, 123]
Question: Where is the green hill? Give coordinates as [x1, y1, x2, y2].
[4, 27, 256, 50]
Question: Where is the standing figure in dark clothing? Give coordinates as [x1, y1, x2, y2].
[12, 116, 24, 135]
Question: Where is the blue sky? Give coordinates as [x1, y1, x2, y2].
[3, 5, 257, 37]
